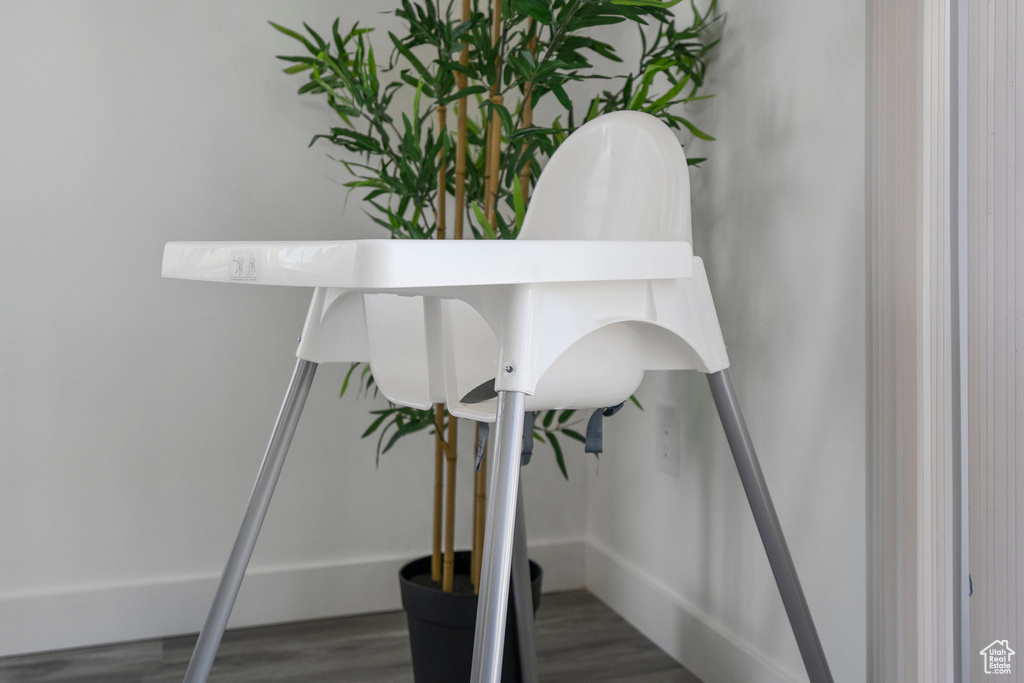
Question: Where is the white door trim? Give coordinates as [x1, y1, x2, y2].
[868, 0, 965, 680]
[963, 0, 1023, 676]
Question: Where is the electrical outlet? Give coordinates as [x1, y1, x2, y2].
[655, 405, 681, 478]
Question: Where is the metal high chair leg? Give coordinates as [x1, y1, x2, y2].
[511, 475, 539, 683]
[471, 391, 527, 683]
[707, 369, 833, 683]
[183, 359, 318, 683]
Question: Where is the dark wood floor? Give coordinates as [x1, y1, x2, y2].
[0, 591, 701, 682]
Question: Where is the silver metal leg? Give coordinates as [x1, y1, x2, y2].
[470, 390, 527, 683]
[183, 359, 318, 683]
[511, 473, 538, 683]
[707, 369, 833, 683]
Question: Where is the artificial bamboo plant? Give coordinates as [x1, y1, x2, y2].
[271, 0, 720, 594]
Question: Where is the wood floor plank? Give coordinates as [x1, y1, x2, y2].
[0, 591, 701, 682]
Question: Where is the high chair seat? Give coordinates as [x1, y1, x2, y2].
[162, 236, 722, 421]
[163, 111, 833, 683]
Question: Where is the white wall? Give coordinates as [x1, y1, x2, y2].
[0, 0, 587, 657]
[585, 1, 868, 682]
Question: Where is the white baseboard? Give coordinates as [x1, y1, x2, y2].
[1, 535, 797, 681]
[0, 539, 585, 658]
[585, 539, 801, 683]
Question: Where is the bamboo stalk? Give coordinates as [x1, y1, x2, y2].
[519, 25, 538, 203]
[472, 0, 505, 595]
[484, 97, 504, 224]
[472, 427, 488, 592]
[481, 123, 495, 224]
[438, 100, 458, 593]
[432, 405, 444, 583]
[431, 102, 449, 586]
[454, 0, 470, 241]
[489, 0, 503, 76]
[470, 423, 480, 590]
[437, 105, 448, 240]
[455, 0, 482, 587]
[442, 416, 458, 591]
[483, 0, 504, 224]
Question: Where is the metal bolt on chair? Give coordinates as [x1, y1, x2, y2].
[163, 111, 833, 683]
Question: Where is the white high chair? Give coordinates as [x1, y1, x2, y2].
[163, 111, 832, 683]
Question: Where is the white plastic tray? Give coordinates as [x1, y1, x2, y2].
[161, 239, 693, 290]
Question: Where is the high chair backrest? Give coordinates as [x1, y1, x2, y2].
[517, 111, 692, 243]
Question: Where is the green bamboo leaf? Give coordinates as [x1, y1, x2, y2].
[341, 362, 360, 397]
[276, 55, 317, 64]
[376, 417, 398, 460]
[471, 203, 496, 239]
[609, 0, 683, 7]
[562, 428, 586, 443]
[494, 103, 515, 136]
[648, 74, 690, 111]
[331, 18, 344, 51]
[362, 412, 390, 438]
[303, 22, 328, 51]
[558, 409, 576, 424]
[512, 174, 527, 231]
[283, 62, 314, 74]
[549, 433, 568, 480]
[382, 415, 433, 453]
[268, 21, 320, 55]
[628, 63, 667, 109]
[346, 179, 391, 190]
[389, 32, 434, 85]
[677, 116, 716, 141]
[549, 82, 572, 110]
[413, 79, 424, 122]
[514, 0, 553, 24]
[494, 212, 514, 241]
[333, 103, 362, 120]
[441, 84, 488, 105]
[316, 52, 359, 100]
[566, 15, 626, 29]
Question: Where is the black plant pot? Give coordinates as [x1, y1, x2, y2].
[399, 551, 543, 683]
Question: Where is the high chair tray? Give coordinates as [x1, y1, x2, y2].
[162, 239, 693, 290]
